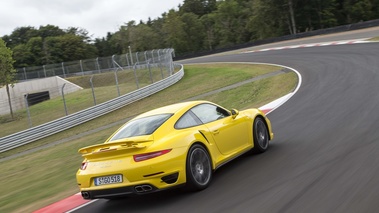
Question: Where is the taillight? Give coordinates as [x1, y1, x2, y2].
[133, 149, 172, 162]
[80, 162, 88, 170]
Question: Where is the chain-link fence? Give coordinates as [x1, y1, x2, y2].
[0, 49, 176, 137]
[14, 49, 175, 81]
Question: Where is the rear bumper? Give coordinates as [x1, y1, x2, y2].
[81, 172, 182, 199]
[81, 184, 157, 199]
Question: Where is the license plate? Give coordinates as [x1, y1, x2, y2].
[95, 174, 123, 186]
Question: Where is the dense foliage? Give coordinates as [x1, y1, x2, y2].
[0, 38, 17, 118]
[2, 0, 379, 68]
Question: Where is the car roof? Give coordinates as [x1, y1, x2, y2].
[134, 100, 209, 118]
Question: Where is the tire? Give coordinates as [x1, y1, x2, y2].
[185, 144, 212, 191]
[252, 117, 269, 153]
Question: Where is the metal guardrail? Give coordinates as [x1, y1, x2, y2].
[0, 63, 184, 153]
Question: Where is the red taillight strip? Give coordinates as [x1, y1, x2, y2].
[80, 162, 88, 170]
[133, 149, 172, 162]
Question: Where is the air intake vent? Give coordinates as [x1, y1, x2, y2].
[161, 172, 179, 184]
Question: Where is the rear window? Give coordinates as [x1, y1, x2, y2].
[110, 114, 172, 141]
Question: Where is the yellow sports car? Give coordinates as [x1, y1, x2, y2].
[76, 100, 273, 199]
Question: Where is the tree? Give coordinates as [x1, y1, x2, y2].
[0, 38, 17, 119]
[163, 9, 188, 53]
[180, 0, 217, 16]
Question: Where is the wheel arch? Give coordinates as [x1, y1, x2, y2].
[187, 141, 216, 171]
[254, 114, 273, 141]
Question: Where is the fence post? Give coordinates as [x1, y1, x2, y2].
[62, 62, 66, 78]
[128, 46, 134, 65]
[158, 49, 164, 79]
[148, 61, 153, 83]
[112, 55, 120, 97]
[23, 67, 27, 80]
[136, 52, 139, 64]
[126, 53, 130, 69]
[80, 60, 84, 76]
[24, 94, 32, 128]
[112, 55, 116, 68]
[61, 84, 68, 116]
[151, 50, 155, 64]
[164, 49, 170, 76]
[96, 57, 101, 73]
[133, 63, 139, 89]
[144, 51, 148, 63]
[43, 65, 47, 78]
[90, 75, 96, 105]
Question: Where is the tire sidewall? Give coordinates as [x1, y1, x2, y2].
[253, 117, 269, 153]
[185, 144, 212, 191]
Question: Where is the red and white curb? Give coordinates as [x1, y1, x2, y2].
[259, 93, 294, 115]
[245, 38, 370, 53]
[32, 193, 96, 213]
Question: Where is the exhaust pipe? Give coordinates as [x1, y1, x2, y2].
[135, 185, 153, 193]
[81, 191, 90, 199]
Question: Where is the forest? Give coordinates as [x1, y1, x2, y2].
[2, 0, 379, 68]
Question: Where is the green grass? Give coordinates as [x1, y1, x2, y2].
[0, 63, 298, 213]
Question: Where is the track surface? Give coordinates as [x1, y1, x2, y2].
[74, 31, 379, 212]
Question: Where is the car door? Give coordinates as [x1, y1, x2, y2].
[191, 104, 250, 156]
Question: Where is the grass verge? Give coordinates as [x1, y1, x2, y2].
[0, 63, 298, 213]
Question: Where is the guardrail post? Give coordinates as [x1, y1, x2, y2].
[24, 94, 32, 128]
[61, 84, 68, 116]
[90, 75, 96, 105]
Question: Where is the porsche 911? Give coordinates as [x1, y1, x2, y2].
[76, 100, 273, 199]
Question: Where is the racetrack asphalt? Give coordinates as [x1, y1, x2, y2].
[72, 30, 379, 212]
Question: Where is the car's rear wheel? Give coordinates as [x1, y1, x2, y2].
[185, 144, 212, 191]
[253, 117, 269, 153]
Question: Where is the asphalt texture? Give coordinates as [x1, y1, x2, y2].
[74, 30, 379, 212]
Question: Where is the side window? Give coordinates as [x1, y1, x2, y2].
[175, 111, 202, 129]
[191, 104, 230, 124]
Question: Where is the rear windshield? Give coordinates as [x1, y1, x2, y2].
[109, 114, 172, 141]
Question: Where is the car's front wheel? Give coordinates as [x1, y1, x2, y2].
[253, 117, 269, 153]
[185, 144, 212, 191]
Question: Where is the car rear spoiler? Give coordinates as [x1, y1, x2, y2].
[78, 136, 154, 155]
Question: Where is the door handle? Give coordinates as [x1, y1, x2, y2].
[212, 130, 220, 135]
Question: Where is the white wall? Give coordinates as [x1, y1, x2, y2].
[0, 76, 82, 115]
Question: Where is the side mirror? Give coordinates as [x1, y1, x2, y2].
[231, 109, 239, 119]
